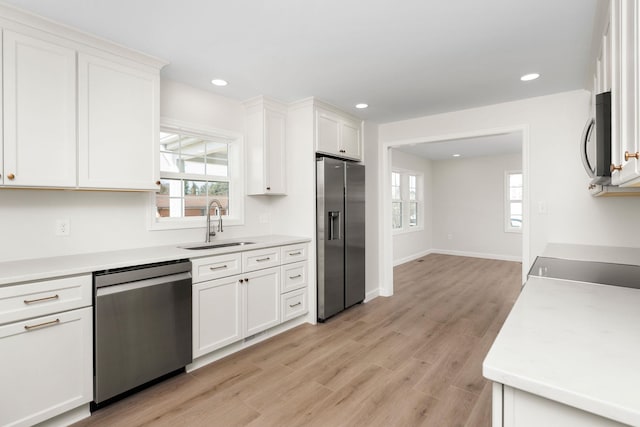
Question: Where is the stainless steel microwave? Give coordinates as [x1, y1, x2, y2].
[581, 91, 611, 185]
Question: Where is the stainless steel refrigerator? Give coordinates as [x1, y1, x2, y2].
[317, 157, 365, 322]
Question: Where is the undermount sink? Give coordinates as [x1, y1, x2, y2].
[179, 241, 256, 250]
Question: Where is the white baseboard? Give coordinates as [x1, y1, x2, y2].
[393, 249, 434, 266]
[364, 288, 379, 302]
[431, 248, 522, 262]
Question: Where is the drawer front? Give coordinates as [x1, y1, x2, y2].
[281, 243, 308, 265]
[192, 253, 242, 283]
[281, 288, 308, 322]
[281, 261, 308, 293]
[0, 275, 91, 325]
[243, 247, 281, 273]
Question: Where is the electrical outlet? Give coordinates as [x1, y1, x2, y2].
[56, 219, 70, 236]
[259, 213, 270, 224]
[447, 233, 453, 240]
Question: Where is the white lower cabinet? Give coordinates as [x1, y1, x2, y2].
[0, 306, 92, 427]
[281, 288, 308, 322]
[191, 242, 309, 359]
[495, 384, 627, 427]
[193, 276, 242, 358]
[244, 267, 280, 337]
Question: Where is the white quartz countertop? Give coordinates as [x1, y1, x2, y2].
[544, 242, 640, 266]
[0, 235, 310, 286]
[483, 276, 640, 426]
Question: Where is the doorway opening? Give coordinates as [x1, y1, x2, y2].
[378, 126, 529, 297]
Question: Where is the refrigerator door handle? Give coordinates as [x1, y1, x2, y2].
[328, 211, 341, 240]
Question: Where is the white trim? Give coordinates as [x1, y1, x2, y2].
[431, 249, 522, 263]
[380, 124, 531, 296]
[364, 288, 380, 302]
[393, 249, 434, 266]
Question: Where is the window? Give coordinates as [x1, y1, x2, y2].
[391, 170, 423, 233]
[505, 171, 523, 232]
[150, 119, 243, 230]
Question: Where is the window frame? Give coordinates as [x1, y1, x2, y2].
[391, 168, 424, 235]
[148, 118, 245, 231]
[504, 170, 523, 234]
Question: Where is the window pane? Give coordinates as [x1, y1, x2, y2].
[157, 129, 232, 220]
[391, 172, 401, 200]
[392, 202, 402, 229]
[509, 173, 523, 187]
[409, 202, 418, 227]
[510, 187, 523, 201]
[409, 175, 417, 201]
[510, 202, 522, 216]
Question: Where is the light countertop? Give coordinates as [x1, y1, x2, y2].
[0, 235, 310, 286]
[543, 242, 640, 266]
[483, 276, 640, 426]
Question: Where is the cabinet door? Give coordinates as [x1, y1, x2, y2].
[244, 267, 280, 337]
[193, 276, 242, 358]
[265, 108, 286, 194]
[340, 119, 362, 161]
[0, 307, 92, 427]
[316, 108, 341, 156]
[3, 30, 76, 187]
[617, 1, 640, 186]
[78, 53, 160, 190]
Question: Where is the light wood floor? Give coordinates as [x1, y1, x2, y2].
[74, 254, 521, 427]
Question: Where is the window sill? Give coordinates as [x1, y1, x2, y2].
[504, 228, 523, 234]
[393, 226, 425, 235]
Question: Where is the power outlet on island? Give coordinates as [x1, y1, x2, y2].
[56, 219, 70, 236]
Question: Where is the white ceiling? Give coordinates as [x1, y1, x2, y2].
[395, 132, 522, 160]
[2, 0, 604, 123]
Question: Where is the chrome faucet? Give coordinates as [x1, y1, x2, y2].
[206, 199, 224, 242]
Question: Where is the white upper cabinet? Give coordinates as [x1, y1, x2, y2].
[78, 53, 160, 190]
[315, 105, 362, 161]
[244, 97, 287, 195]
[0, 4, 166, 191]
[610, 0, 640, 187]
[2, 30, 77, 188]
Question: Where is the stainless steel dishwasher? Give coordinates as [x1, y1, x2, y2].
[93, 259, 192, 407]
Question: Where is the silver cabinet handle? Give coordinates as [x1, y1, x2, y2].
[289, 302, 302, 308]
[24, 318, 60, 331]
[289, 274, 302, 279]
[24, 294, 59, 304]
[209, 265, 228, 271]
[289, 251, 302, 256]
[256, 257, 271, 262]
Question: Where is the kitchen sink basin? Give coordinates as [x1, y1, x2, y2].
[179, 241, 255, 250]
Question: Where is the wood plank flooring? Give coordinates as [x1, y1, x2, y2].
[74, 254, 521, 427]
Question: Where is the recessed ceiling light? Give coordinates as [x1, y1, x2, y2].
[355, 103, 368, 109]
[211, 79, 228, 86]
[452, 154, 461, 158]
[520, 73, 540, 82]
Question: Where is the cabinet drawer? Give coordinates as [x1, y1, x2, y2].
[192, 253, 242, 283]
[281, 243, 308, 264]
[243, 247, 281, 273]
[281, 288, 308, 322]
[281, 261, 308, 293]
[0, 275, 91, 325]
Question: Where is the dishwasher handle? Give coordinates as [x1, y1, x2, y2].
[96, 272, 192, 297]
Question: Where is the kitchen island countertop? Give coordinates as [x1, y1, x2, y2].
[483, 276, 640, 426]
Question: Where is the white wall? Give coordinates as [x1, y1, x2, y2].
[0, 79, 272, 262]
[391, 149, 433, 265]
[431, 153, 522, 261]
[364, 121, 380, 299]
[379, 90, 640, 272]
